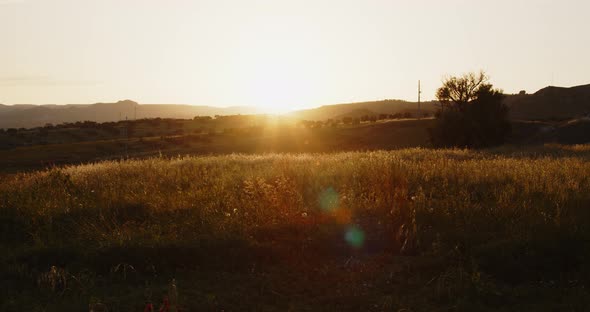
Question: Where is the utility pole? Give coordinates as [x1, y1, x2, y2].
[125, 116, 128, 158]
[418, 80, 422, 120]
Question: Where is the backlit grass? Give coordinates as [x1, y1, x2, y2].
[1, 145, 590, 310]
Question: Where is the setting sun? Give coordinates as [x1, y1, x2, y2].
[234, 50, 320, 114]
[1, 0, 588, 111]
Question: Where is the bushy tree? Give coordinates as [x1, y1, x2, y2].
[429, 71, 510, 148]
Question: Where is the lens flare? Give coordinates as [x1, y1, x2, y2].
[345, 226, 365, 248]
[319, 187, 339, 213]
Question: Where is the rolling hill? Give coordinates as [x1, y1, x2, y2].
[2, 83, 590, 129]
[0, 100, 261, 128]
[292, 84, 590, 122]
[288, 99, 438, 121]
[506, 84, 590, 120]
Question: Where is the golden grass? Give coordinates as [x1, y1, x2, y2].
[3, 146, 589, 249]
[2, 145, 590, 310]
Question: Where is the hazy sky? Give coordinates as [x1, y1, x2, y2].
[1, 0, 589, 111]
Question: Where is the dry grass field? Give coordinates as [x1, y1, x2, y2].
[2, 145, 590, 310]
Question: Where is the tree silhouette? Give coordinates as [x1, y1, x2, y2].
[430, 71, 511, 148]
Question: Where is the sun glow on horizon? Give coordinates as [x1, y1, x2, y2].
[222, 16, 328, 114]
[0, 1, 589, 108]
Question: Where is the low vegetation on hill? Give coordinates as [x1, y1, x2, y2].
[0, 117, 434, 172]
[2, 114, 590, 173]
[2, 146, 590, 310]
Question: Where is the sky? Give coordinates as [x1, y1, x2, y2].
[0, 0, 589, 112]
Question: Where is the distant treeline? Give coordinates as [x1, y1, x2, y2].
[297, 112, 430, 129]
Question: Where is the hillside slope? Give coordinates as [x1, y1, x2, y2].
[289, 99, 438, 121]
[0, 100, 260, 128]
[506, 84, 590, 120]
[0, 118, 434, 172]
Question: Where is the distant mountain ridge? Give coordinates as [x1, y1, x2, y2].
[292, 84, 590, 121]
[506, 84, 590, 120]
[0, 98, 439, 128]
[2, 83, 590, 128]
[0, 100, 261, 128]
